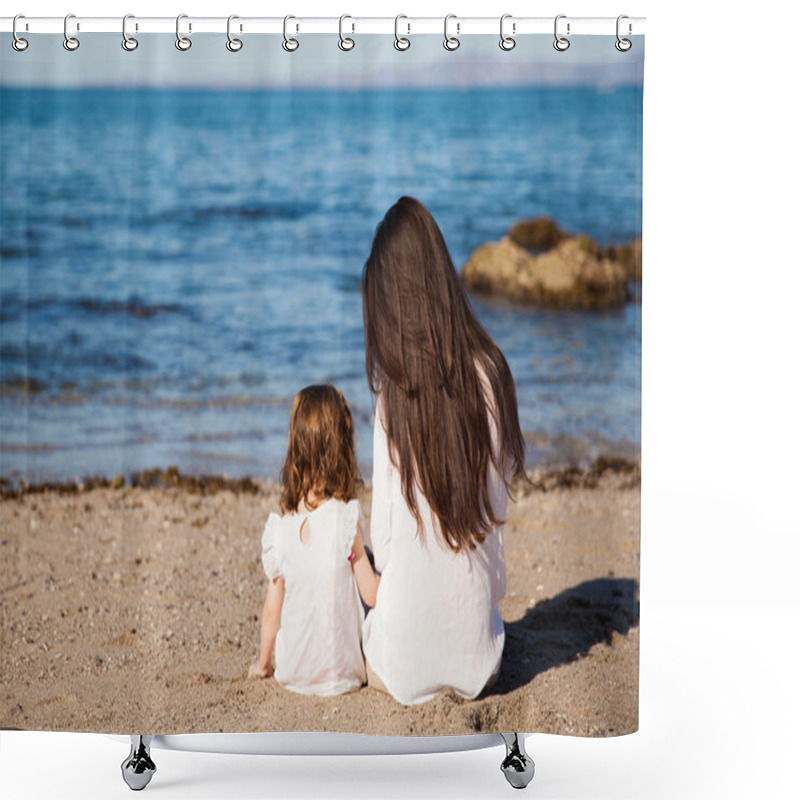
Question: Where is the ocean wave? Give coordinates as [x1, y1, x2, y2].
[0, 295, 56, 324]
[0, 442, 58, 453]
[0, 294, 188, 322]
[186, 430, 265, 443]
[138, 200, 317, 226]
[74, 297, 185, 319]
[0, 376, 47, 395]
[0, 244, 30, 259]
[141, 395, 292, 410]
[0, 388, 293, 409]
[523, 429, 640, 470]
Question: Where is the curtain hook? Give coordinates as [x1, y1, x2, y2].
[283, 15, 299, 52]
[394, 15, 410, 51]
[227, 15, 243, 51]
[615, 14, 632, 51]
[122, 14, 138, 51]
[12, 14, 29, 52]
[63, 13, 80, 51]
[175, 13, 192, 50]
[444, 14, 460, 51]
[339, 14, 355, 51]
[500, 14, 516, 51]
[553, 14, 570, 51]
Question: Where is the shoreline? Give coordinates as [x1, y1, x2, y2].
[0, 457, 640, 499]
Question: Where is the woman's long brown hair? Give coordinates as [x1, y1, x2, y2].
[279, 385, 362, 514]
[362, 196, 526, 552]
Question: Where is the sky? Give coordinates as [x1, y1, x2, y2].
[0, 32, 644, 90]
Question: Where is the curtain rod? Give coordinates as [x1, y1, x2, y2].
[1, 16, 645, 37]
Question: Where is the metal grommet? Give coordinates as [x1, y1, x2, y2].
[63, 13, 80, 51]
[176, 13, 192, 51]
[226, 15, 243, 52]
[12, 14, 29, 51]
[122, 14, 138, 51]
[283, 15, 299, 52]
[553, 14, 570, 52]
[443, 14, 460, 51]
[615, 14, 632, 52]
[500, 14, 515, 51]
[394, 15, 410, 51]
[338, 14, 355, 51]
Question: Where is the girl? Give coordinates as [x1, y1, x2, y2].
[247, 384, 380, 696]
[361, 197, 526, 705]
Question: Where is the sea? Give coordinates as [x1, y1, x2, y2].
[0, 86, 642, 482]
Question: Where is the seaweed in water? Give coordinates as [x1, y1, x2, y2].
[0, 467, 260, 499]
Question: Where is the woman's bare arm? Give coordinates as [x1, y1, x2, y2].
[351, 524, 381, 608]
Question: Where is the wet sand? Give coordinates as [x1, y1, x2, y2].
[0, 467, 639, 736]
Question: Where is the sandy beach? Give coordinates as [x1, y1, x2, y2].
[0, 465, 639, 737]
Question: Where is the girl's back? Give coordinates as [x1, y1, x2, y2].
[262, 498, 365, 696]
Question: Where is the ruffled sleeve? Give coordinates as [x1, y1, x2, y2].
[260, 512, 282, 580]
[341, 499, 360, 561]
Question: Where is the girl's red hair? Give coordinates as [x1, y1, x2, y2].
[279, 385, 362, 513]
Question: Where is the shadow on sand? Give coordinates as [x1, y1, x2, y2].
[490, 577, 639, 696]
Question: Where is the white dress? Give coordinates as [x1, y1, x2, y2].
[261, 498, 366, 696]
[362, 393, 508, 706]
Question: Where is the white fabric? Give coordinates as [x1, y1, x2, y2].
[362, 391, 508, 706]
[261, 498, 365, 696]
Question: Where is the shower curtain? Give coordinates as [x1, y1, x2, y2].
[0, 21, 644, 737]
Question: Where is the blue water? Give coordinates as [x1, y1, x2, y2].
[0, 86, 641, 482]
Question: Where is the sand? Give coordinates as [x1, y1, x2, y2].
[0, 468, 639, 736]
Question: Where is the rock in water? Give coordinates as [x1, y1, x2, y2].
[462, 235, 628, 309]
[508, 217, 566, 251]
[461, 237, 537, 296]
[604, 239, 643, 282]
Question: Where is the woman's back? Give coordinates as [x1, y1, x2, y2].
[362, 395, 507, 705]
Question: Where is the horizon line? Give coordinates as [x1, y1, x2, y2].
[0, 81, 642, 92]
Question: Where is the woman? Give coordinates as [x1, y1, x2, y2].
[361, 196, 526, 705]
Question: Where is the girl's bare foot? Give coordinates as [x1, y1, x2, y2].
[248, 661, 271, 679]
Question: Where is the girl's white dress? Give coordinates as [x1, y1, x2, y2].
[362, 393, 508, 706]
[261, 498, 366, 696]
